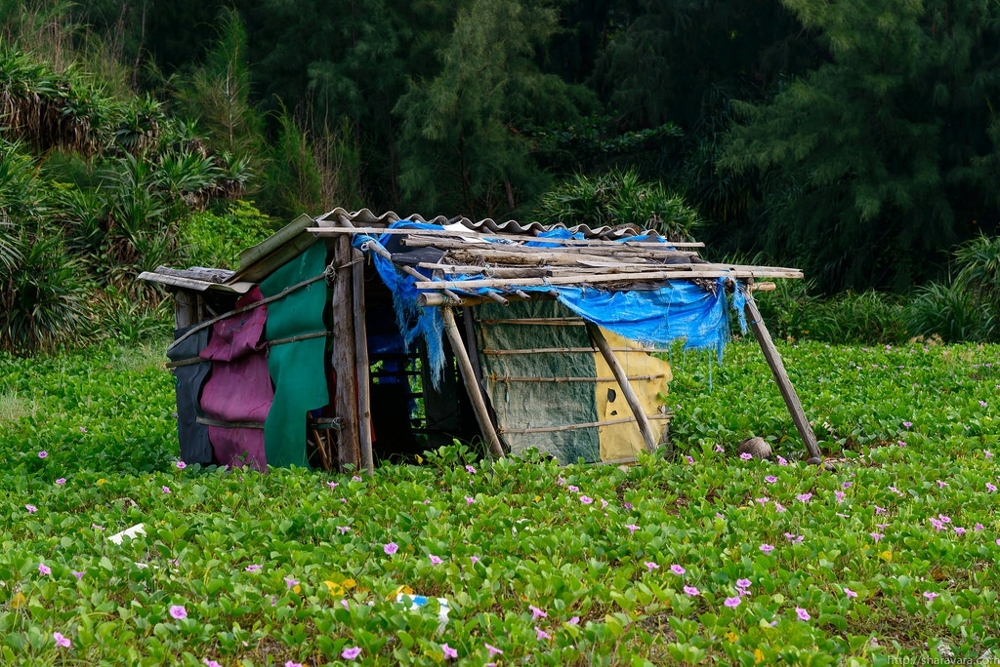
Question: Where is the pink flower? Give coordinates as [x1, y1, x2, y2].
[469, 556, 480, 564]
[897, 440, 907, 447]
[465, 496, 475, 505]
[429, 554, 443, 565]
[835, 491, 846, 502]
[936, 480, 947, 488]
[740, 452, 753, 460]
[874, 505, 886, 515]
[351, 475, 363, 482]
[685, 456, 695, 464]
[55, 478, 66, 485]
[796, 493, 812, 503]
[903, 421, 912, 429]
[843, 587, 857, 598]
[626, 524, 639, 534]
[954, 526, 966, 536]
[38, 451, 47, 459]
[759, 543, 775, 553]
[736, 578, 751, 589]
[529, 605, 547, 619]
[442, 643, 458, 659]
[795, 607, 810, 621]
[777, 456, 788, 466]
[72, 571, 84, 581]
[568, 485, 579, 492]
[683, 585, 700, 596]
[774, 502, 786, 513]
[987, 482, 997, 492]
[923, 591, 939, 601]
[784, 532, 803, 542]
[341, 647, 362, 660]
[670, 564, 685, 575]
[384, 542, 399, 555]
[337, 526, 351, 534]
[715, 444, 724, 453]
[285, 662, 304, 667]
[485, 643, 503, 657]
[26, 504, 37, 513]
[568, 616, 580, 625]
[203, 660, 222, 667]
[644, 561, 659, 572]
[580, 495, 593, 505]
[535, 626, 551, 640]
[724, 596, 741, 608]
[985, 450, 993, 458]
[327, 481, 339, 489]
[245, 564, 261, 572]
[175, 461, 186, 469]
[465, 465, 477, 474]
[283, 577, 299, 589]
[38, 563, 51, 575]
[980, 400, 988, 408]
[755, 496, 769, 505]
[975, 523, 985, 531]
[53, 632, 71, 648]
[870, 532, 884, 542]
[842, 481, 852, 489]
[162, 486, 171, 494]
[765, 475, 777, 484]
[169, 605, 187, 620]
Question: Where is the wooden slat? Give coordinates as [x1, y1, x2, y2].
[413, 268, 803, 291]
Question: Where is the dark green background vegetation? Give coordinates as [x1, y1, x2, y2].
[4, 0, 1000, 354]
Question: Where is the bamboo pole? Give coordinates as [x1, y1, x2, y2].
[353, 249, 374, 475]
[500, 413, 672, 434]
[441, 306, 505, 460]
[332, 236, 361, 471]
[413, 268, 803, 291]
[743, 291, 823, 462]
[585, 322, 660, 454]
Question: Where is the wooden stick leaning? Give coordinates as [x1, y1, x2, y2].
[441, 307, 505, 460]
[585, 322, 660, 454]
[743, 291, 823, 462]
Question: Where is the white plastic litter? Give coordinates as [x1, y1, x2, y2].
[395, 594, 450, 631]
[108, 523, 146, 545]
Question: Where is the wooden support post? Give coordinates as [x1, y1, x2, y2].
[585, 322, 659, 454]
[352, 249, 374, 475]
[332, 236, 361, 471]
[743, 292, 823, 462]
[441, 306, 505, 460]
[174, 290, 198, 329]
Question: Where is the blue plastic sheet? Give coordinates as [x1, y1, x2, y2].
[356, 221, 746, 382]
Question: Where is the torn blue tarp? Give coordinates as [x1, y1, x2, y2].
[355, 221, 745, 382]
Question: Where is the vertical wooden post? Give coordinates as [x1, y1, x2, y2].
[332, 236, 361, 471]
[585, 322, 659, 454]
[352, 249, 374, 475]
[174, 290, 198, 329]
[441, 306, 505, 460]
[743, 291, 823, 461]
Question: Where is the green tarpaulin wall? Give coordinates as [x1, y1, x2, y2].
[475, 301, 601, 463]
[259, 242, 329, 467]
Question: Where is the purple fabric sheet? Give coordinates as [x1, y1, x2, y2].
[200, 288, 273, 470]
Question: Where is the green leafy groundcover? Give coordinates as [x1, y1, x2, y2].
[1, 338, 999, 665]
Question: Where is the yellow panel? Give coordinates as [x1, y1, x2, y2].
[594, 329, 672, 461]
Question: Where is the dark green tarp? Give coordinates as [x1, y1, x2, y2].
[259, 242, 330, 467]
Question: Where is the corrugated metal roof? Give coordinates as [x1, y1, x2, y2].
[313, 207, 655, 240]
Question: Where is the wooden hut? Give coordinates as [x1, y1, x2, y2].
[140, 208, 819, 472]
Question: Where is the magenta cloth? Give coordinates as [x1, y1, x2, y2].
[200, 288, 273, 470]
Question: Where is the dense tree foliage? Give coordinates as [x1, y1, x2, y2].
[5, 0, 1000, 318]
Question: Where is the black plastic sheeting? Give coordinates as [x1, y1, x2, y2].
[167, 325, 213, 465]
